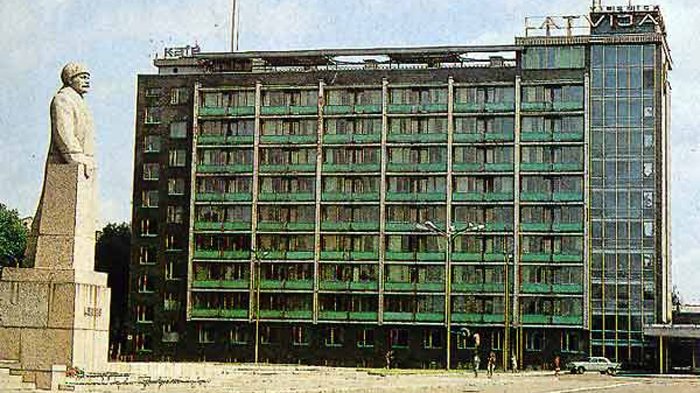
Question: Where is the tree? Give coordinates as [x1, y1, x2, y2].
[0, 203, 28, 268]
[95, 222, 131, 359]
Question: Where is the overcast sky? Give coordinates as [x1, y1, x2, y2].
[2, 0, 699, 301]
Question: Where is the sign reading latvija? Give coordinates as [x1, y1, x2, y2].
[525, 5, 663, 37]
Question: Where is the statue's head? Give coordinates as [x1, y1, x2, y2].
[61, 62, 91, 95]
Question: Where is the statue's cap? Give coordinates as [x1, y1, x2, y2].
[61, 63, 90, 85]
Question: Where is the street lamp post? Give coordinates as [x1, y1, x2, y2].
[252, 249, 269, 365]
[415, 220, 484, 370]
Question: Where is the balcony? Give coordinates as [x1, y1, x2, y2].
[260, 135, 317, 144]
[553, 284, 584, 294]
[520, 132, 553, 142]
[259, 164, 316, 173]
[196, 193, 253, 202]
[323, 134, 381, 144]
[257, 221, 315, 231]
[193, 250, 251, 260]
[386, 133, 448, 143]
[451, 252, 482, 262]
[259, 280, 314, 290]
[453, 133, 483, 143]
[261, 106, 317, 116]
[197, 164, 252, 174]
[197, 135, 254, 145]
[521, 314, 551, 324]
[552, 222, 583, 232]
[521, 162, 552, 172]
[194, 221, 251, 231]
[191, 308, 248, 319]
[387, 103, 447, 114]
[521, 282, 553, 294]
[323, 104, 382, 115]
[258, 310, 313, 319]
[387, 162, 447, 172]
[553, 192, 583, 202]
[453, 102, 515, 113]
[484, 132, 514, 142]
[451, 282, 504, 293]
[452, 192, 512, 202]
[318, 311, 378, 321]
[322, 163, 381, 173]
[386, 192, 445, 202]
[520, 222, 552, 232]
[199, 106, 255, 117]
[384, 282, 444, 292]
[192, 280, 249, 289]
[520, 192, 551, 202]
[319, 281, 378, 291]
[452, 313, 505, 323]
[319, 250, 379, 261]
[258, 192, 315, 202]
[321, 192, 380, 202]
[384, 312, 444, 322]
[320, 221, 379, 231]
[552, 315, 583, 325]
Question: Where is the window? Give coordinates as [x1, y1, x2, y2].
[170, 121, 188, 138]
[526, 331, 544, 351]
[170, 87, 190, 105]
[165, 234, 181, 250]
[357, 328, 375, 348]
[137, 274, 155, 293]
[167, 205, 184, 223]
[142, 190, 159, 208]
[229, 326, 248, 344]
[143, 163, 159, 181]
[292, 326, 309, 346]
[134, 333, 152, 352]
[423, 329, 443, 349]
[145, 87, 162, 97]
[165, 261, 176, 280]
[164, 292, 180, 311]
[139, 246, 156, 265]
[136, 304, 153, 323]
[145, 107, 162, 124]
[198, 325, 215, 344]
[389, 328, 409, 348]
[162, 324, 179, 343]
[140, 219, 156, 236]
[260, 326, 280, 345]
[169, 150, 187, 167]
[324, 327, 344, 347]
[144, 135, 161, 152]
[523, 46, 585, 69]
[168, 178, 186, 195]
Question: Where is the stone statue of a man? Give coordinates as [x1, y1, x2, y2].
[24, 63, 98, 271]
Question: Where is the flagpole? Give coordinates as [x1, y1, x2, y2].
[231, 0, 240, 52]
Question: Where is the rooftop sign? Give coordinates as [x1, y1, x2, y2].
[163, 44, 201, 59]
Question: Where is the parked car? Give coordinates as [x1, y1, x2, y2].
[566, 357, 621, 375]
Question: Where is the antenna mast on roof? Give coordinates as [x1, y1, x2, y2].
[231, 0, 240, 52]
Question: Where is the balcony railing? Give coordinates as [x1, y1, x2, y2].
[192, 279, 249, 289]
[322, 192, 380, 202]
[323, 104, 382, 115]
[260, 135, 317, 144]
[197, 164, 252, 174]
[258, 192, 315, 202]
[384, 282, 444, 292]
[318, 311, 378, 321]
[194, 221, 251, 231]
[258, 310, 313, 319]
[196, 193, 253, 202]
[451, 313, 505, 323]
[387, 162, 447, 172]
[322, 163, 381, 173]
[451, 282, 504, 293]
[197, 135, 254, 145]
[386, 192, 445, 202]
[387, 103, 448, 114]
[454, 102, 515, 113]
[521, 101, 583, 112]
[383, 312, 444, 322]
[386, 133, 448, 143]
[259, 164, 316, 173]
[320, 221, 380, 231]
[260, 106, 317, 116]
[452, 192, 512, 202]
[323, 134, 381, 144]
[259, 280, 314, 290]
[193, 250, 251, 260]
[191, 308, 249, 319]
[199, 106, 255, 117]
[319, 250, 379, 261]
[257, 221, 315, 231]
[318, 281, 378, 291]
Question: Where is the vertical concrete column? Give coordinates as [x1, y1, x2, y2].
[445, 77, 455, 366]
[378, 78, 389, 324]
[513, 76, 522, 328]
[249, 81, 262, 319]
[583, 72, 591, 333]
[186, 82, 202, 320]
[313, 80, 325, 324]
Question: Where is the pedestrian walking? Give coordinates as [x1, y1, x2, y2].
[511, 354, 518, 373]
[487, 351, 496, 378]
[385, 350, 394, 369]
[473, 353, 481, 377]
[554, 355, 561, 377]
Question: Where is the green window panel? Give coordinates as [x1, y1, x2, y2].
[349, 311, 378, 321]
[415, 283, 445, 292]
[483, 163, 513, 172]
[227, 106, 255, 116]
[452, 313, 482, 323]
[285, 310, 313, 319]
[224, 193, 253, 202]
[452, 193, 483, 202]
[193, 250, 221, 259]
[192, 280, 248, 289]
[520, 192, 551, 202]
[384, 282, 414, 291]
[552, 223, 583, 232]
[553, 132, 583, 142]
[351, 222, 380, 231]
[191, 309, 220, 318]
[222, 250, 251, 260]
[385, 251, 415, 261]
[483, 253, 508, 262]
[319, 281, 349, 290]
[257, 221, 286, 231]
[284, 280, 314, 290]
[483, 314, 505, 323]
[262, 251, 286, 259]
[453, 133, 483, 142]
[421, 103, 448, 113]
[286, 251, 315, 260]
[484, 222, 512, 231]
[482, 282, 505, 292]
[520, 132, 553, 142]
[323, 163, 381, 173]
[552, 315, 583, 325]
[197, 135, 226, 145]
[552, 193, 583, 202]
[260, 135, 317, 144]
[520, 223, 552, 232]
[520, 253, 552, 262]
[385, 193, 445, 202]
[387, 104, 415, 114]
[521, 282, 552, 293]
[552, 102, 583, 112]
[453, 103, 482, 113]
[319, 311, 350, 320]
[484, 192, 512, 202]
[199, 107, 226, 116]
[415, 313, 444, 322]
[196, 165, 220, 173]
[385, 222, 416, 232]
[322, 192, 380, 202]
[258, 193, 315, 202]
[451, 283, 483, 292]
[323, 105, 352, 115]
[194, 222, 223, 231]
[552, 163, 583, 172]
[354, 105, 382, 114]
[552, 284, 583, 294]
[224, 222, 251, 231]
[452, 163, 483, 172]
[349, 282, 378, 291]
[260, 106, 287, 115]
[521, 163, 553, 172]
[259, 280, 283, 290]
[383, 312, 414, 322]
[521, 314, 551, 324]
[286, 222, 315, 231]
[219, 309, 248, 319]
[320, 222, 352, 231]
[552, 253, 582, 263]
[258, 310, 283, 318]
[323, 134, 352, 144]
[484, 132, 515, 142]
[416, 252, 445, 262]
[353, 134, 382, 143]
[259, 164, 316, 172]
[521, 102, 550, 112]
[452, 252, 482, 262]
[352, 251, 379, 261]
[320, 250, 348, 260]
[386, 133, 448, 143]
[484, 102, 515, 112]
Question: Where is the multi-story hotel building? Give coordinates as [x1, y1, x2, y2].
[129, 3, 671, 369]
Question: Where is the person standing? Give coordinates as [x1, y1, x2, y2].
[473, 353, 481, 377]
[511, 354, 518, 373]
[554, 355, 561, 377]
[487, 352, 496, 378]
